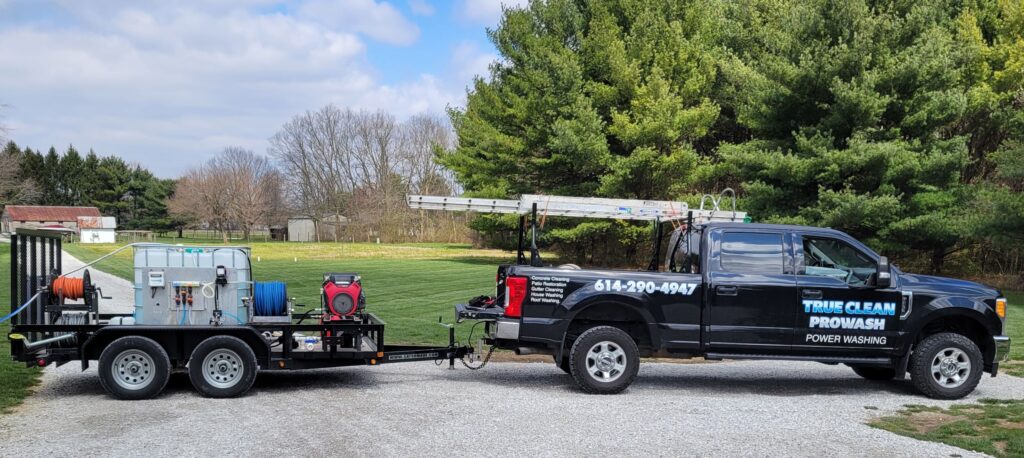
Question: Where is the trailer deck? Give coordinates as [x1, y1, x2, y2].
[7, 229, 472, 399]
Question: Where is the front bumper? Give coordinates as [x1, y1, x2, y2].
[994, 335, 1011, 363]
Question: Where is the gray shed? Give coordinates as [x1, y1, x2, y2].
[287, 215, 348, 242]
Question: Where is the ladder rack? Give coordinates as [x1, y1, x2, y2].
[407, 192, 746, 223]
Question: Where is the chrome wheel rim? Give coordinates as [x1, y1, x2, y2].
[203, 349, 243, 389]
[112, 349, 155, 391]
[931, 347, 970, 388]
[586, 341, 627, 383]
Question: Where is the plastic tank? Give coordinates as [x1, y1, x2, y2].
[132, 245, 251, 325]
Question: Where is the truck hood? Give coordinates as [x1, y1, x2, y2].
[899, 273, 1000, 298]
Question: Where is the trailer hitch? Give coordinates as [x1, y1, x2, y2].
[436, 316, 495, 370]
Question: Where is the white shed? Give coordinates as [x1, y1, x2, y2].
[78, 216, 117, 243]
[287, 215, 348, 242]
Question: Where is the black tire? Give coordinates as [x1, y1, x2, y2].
[188, 336, 258, 398]
[568, 326, 640, 394]
[554, 355, 571, 374]
[910, 332, 983, 400]
[98, 336, 171, 400]
[851, 366, 897, 381]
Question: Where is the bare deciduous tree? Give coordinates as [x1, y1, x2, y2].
[169, 147, 282, 241]
[270, 105, 465, 243]
[0, 147, 40, 206]
[218, 147, 279, 240]
[0, 105, 41, 206]
[269, 105, 357, 241]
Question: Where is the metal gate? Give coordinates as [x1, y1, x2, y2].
[9, 228, 63, 347]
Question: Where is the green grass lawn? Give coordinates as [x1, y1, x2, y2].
[871, 400, 1024, 457]
[1004, 291, 1023, 377]
[62, 240, 516, 345]
[0, 244, 42, 413]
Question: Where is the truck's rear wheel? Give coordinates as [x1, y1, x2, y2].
[910, 332, 982, 399]
[851, 366, 896, 380]
[98, 336, 171, 400]
[569, 326, 639, 394]
[188, 336, 258, 398]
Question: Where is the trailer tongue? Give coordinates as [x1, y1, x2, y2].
[7, 229, 471, 399]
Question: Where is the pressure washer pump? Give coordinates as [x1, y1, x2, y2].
[321, 273, 366, 321]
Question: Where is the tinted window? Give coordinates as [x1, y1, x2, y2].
[721, 232, 784, 274]
[802, 236, 876, 286]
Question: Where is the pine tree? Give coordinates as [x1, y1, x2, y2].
[445, 0, 1024, 272]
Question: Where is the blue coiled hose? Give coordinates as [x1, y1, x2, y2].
[253, 281, 288, 317]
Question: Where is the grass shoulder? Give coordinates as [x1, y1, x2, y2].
[870, 399, 1024, 457]
[0, 244, 42, 414]
[1003, 291, 1023, 377]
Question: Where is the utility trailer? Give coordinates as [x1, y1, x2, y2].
[6, 229, 471, 400]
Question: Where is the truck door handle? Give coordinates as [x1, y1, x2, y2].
[716, 285, 738, 296]
[802, 289, 823, 300]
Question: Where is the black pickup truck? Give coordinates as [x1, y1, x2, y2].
[458, 221, 1010, 399]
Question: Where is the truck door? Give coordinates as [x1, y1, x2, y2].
[705, 229, 796, 351]
[793, 233, 902, 354]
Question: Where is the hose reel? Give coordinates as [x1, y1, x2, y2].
[47, 269, 99, 313]
[253, 281, 289, 317]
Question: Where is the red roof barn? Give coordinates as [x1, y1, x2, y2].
[1, 206, 102, 234]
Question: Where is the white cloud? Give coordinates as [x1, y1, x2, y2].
[0, 1, 467, 176]
[408, 0, 435, 16]
[297, 0, 420, 46]
[456, 0, 528, 25]
[450, 41, 496, 82]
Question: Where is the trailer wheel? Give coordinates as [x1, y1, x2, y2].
[910, 332, 983, 400]
[98, 336, 171, 400]
[189, 336, 258, 398]
[568, 326, 639, 394]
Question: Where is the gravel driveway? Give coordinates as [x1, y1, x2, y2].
[2, 359, 1021, 457]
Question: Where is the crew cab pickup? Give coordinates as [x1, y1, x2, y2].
[458, 222, 1011, 399]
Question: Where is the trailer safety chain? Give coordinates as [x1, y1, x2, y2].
[460, 345, 495, 370]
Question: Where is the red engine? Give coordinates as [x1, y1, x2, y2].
[321, 273, 365, 320]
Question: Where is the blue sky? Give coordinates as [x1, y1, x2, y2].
[0, 0, 524, 176]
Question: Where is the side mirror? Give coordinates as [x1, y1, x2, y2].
[875, 256, 892, 288]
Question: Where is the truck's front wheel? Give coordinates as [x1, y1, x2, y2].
[910, 332, 983, 399]
[569, 326, 639, 394]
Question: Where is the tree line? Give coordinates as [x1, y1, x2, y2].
[443, 0, 1024, 281]
[0, 142, 178, 230]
